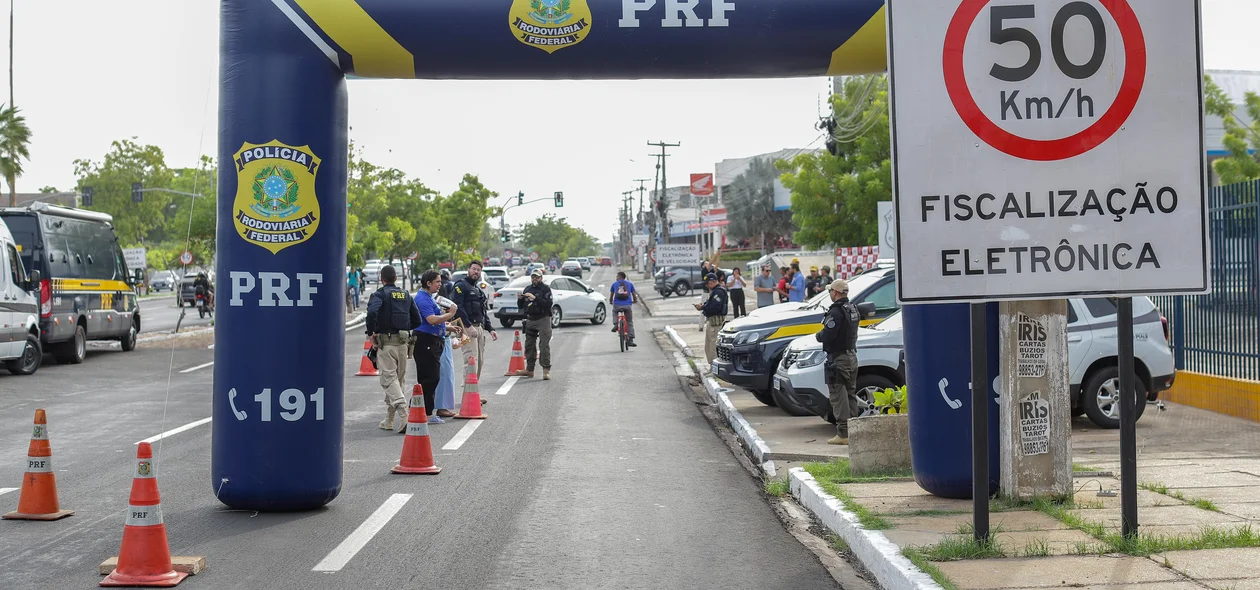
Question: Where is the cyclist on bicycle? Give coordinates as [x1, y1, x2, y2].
[609, 271, 641, 347]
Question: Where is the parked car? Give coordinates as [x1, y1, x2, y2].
[482, 266, 512, 288]
[526, 262, 545, 276]
[493, 275, 609, 329]
[149, 270, 177, 292]
[773, 297, 1174, 429]
[599, 257, 613, 266]
[577, 257, 592, 270]
[0, 202, 143, 363]
[0, 217, 41, 375]
[560, 260, 583, 278]
[487, 257, 502, 266]
[449, 271, 496, 309]
[711, 266, 898, 407]
[362, 259, 384, 284]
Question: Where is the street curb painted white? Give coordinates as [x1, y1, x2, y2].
[790, 468, 943, 590]
[664, 326, 694, 358]
[704, 376, 776, 478]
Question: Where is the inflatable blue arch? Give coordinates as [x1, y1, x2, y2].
[215, 0, 889, 510]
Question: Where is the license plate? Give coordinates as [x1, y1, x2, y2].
[773, 376, 783, 391]
[711, 362, 719, 374]
[502, 308, 517, 314]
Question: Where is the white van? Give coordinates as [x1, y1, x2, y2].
[0, 218, 41, 374]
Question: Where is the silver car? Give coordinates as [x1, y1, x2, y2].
[493, 275, 608, 329]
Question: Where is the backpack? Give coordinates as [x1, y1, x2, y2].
[614, 281, 631, 301]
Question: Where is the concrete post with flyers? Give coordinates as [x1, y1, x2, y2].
[998, 300, 1072, 501]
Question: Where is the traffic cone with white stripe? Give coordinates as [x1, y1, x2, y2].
[100, 442, 186, 587]
[3, 409, 73, 521]
[503, 330, 526, 376]
[392, 387, 441, 475]
[355, 336, 379, 377]
[456, 357, 487, 420]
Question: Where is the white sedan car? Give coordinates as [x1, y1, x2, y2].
[774, 297, 1176, 429]
[492, 275, 609, 329]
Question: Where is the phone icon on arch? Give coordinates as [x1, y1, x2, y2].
[228, 388, 247, 421]
[938, 378, 963, 410]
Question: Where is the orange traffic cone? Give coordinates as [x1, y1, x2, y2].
[3, 409, 73, 521]
[456, 357, 487, 420]
[392, 387, 441, 475]
[355, 336, 379, 377]
[100, 442, 188, 587]
[503, 330, 526, 376]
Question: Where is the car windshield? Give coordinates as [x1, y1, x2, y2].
[804, 271, 887, 310]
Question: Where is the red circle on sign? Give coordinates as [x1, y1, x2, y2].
[942, 0, 1147, 161]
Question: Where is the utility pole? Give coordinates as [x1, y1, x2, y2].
[6, 0, 13, 208]
[647, 141, 679, 253]
[633, 178, 651, 223]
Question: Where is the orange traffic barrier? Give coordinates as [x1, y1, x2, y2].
[100, 442, 187, 587]
[392, 387, 441, 475]
[355, 336, 379, 377]
[4, 409, 73, 521]
[503, 330, 526, 376]
[456, 357, 487, 420]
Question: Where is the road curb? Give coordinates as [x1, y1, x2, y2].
[703, 376, 777, 478]
[789, 468, 943, 590]
[663, 326, 693, 358]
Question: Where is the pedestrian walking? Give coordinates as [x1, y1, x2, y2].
[816, 279, 860, 445]
[694, 273, 728, 364]
[451, 261, 498, 377]
[516, 268, 553, 380]
[727, 268, 748, 318]
[364, 265, 423, 433]
[753, 265, 777, 310]
[347, 266, 361, 310]
[413, 269, 461, 423]
[608, 271, 641, 346]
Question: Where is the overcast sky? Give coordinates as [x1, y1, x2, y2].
[4, 0, 1258, 242]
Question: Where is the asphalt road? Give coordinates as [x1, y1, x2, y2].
[138, 294, 214, 334]
[0, 266, 839, 590]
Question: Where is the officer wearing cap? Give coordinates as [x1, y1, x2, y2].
[694, 272, 729, 364]
[806, 266, 823, 298]
[450, 260, 498, 378]
[516, 268, 554, 380]
[816, 279, 861, 445]
[365, 265, 423, 433]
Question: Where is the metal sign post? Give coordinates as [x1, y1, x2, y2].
[1118, 297, 1138, 539]
[970, 303, 989, 543]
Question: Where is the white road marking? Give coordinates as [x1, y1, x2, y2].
[0, 487, 17, 496]
[345, 321, 366, 333]
[494, 376, 519, 396]
[312, 493, 413, 572]
[441, 420, 483, 451]
[136, 417, 213, 445]
[180, 361, 215, 374]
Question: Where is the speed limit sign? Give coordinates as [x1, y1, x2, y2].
[888, 0, 1207, 302]
[529, 251, 539, 262]
[180, 251, 194, 266]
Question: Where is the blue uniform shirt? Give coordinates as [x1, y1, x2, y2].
[413, 290, 445, 337]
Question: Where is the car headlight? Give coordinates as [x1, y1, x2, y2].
[733, 328, 776, 346]
[795, 351, 827, 368]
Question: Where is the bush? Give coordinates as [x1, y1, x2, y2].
[873, 385, 908, 414]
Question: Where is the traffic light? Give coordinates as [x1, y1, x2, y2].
[501, 229, 511, 243]
[131, 182, 143, 203]
[517, 191, 524, 206]
[554, 191, 563, 207]
[81, 186, 94, 207]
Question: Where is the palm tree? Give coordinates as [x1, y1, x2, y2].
[0, 104, 32, 207]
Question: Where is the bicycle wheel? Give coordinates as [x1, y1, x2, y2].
[618, 317, 627, 352]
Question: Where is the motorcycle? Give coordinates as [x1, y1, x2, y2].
[196, 287, 215, 319]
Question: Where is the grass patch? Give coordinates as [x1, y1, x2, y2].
[1073, 463, 1101, 473]
[915, 535, 1007, 561]
[1104, 525, 1260, 557]
[1140, 482, 1221, 513]
[956, 521, 1007, 536]
[829, 533, 849, 553]
[903, 548, 961, 590]
[803, 458, 913, 530]
[764, 479, 789, 498]
[884, 509, 970, 518]
[1019, 539, 1052, 558]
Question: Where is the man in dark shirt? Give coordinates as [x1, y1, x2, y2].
[816, 279, 861, 445]
[450, 261, 498, 377]
[365, 265, 423, 432]
[516, 268, 554, 380]
[694, 273, 728, 364]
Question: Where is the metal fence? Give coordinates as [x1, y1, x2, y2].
[1151, 180, 1260, 381]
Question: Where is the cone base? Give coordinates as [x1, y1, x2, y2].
[391, 465, 441, 474]
[454, 414, 487, 420]
[100, 569, 188, 587]
[354, 369, 380, 376]
[3, 508, 73, 521]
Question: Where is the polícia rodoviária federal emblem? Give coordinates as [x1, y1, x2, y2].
[232, 140, 322, 254]
[509, 0, 592, 54]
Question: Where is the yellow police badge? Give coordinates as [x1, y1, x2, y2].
[509, 0, 592, 54]
[232, 140, 323, 255]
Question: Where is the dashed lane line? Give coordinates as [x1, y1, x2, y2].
[180, 361, 215, 374]
[494, 376, 519, 396]
[136, 417, 213, 445]
[312, 493, 413, 572]
[441, 420, 483, 451]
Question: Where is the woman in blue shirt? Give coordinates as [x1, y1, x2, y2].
[413, 269, 460, 422]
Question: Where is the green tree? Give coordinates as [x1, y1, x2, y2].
[1206, 75, 1260, 184]
[779, 75, 890, 248]
[164, 157, 218, 262]
[38, 185, 57, 193]
[520, 214, 600, 261]
[440, 174, 495, 263]
[0, 104, 32, 207]
[724, 156, 794, 250]
[74, 139, 175, 245]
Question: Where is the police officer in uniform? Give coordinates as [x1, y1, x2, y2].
[365, 265, 423, 433]
[694, 273, 728, 364]
[450, 261, 498, 377]
[516, 268, 553, 380]
[816, 279, 861, 445]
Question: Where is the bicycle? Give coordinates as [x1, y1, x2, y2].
[615, 308, 630, 352]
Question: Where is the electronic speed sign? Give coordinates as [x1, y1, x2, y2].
[889, 0, 1208, 303]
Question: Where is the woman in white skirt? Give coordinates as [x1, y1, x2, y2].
[434, 332, 457, 420]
